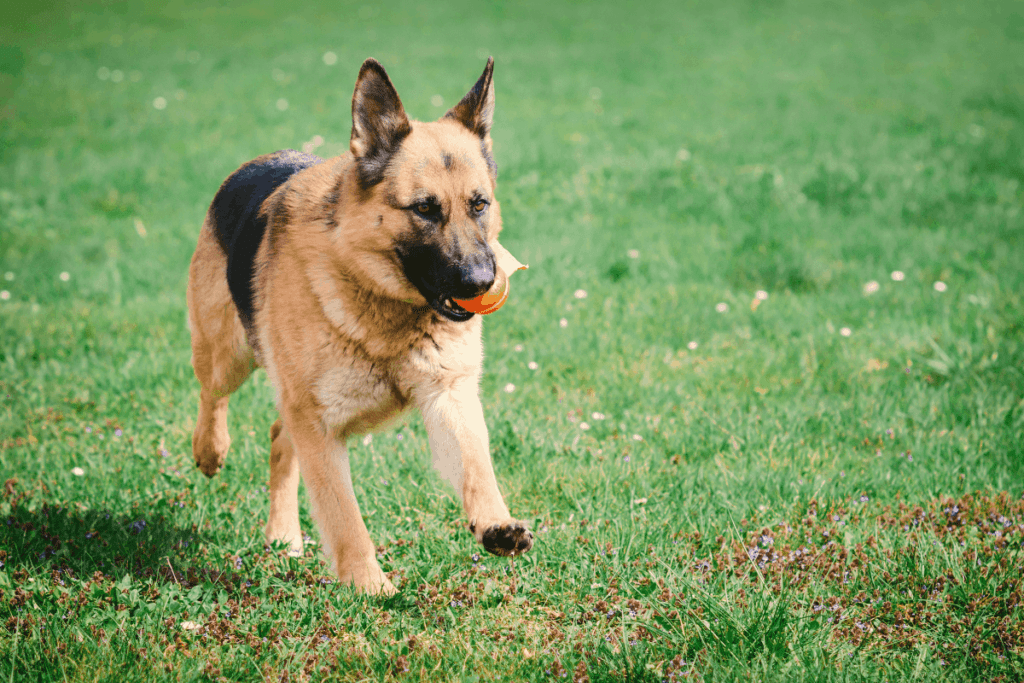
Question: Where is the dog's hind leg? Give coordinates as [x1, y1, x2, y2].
[187, 224, 255, 477]
[265, 418, 304, 556]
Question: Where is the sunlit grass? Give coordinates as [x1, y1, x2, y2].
[2, 0, 1024, 680]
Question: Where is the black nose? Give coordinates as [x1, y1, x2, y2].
[456, 257, 495, 298]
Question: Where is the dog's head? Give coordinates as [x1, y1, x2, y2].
[346, 58, 504, 322]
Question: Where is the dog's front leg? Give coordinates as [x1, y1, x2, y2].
[418, 382, 534, 557]
[283, 409, 395, 595]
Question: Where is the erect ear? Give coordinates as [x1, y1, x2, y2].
[350, 58, 411, 188]
[444, 57, 495, 140]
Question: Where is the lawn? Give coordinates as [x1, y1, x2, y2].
[2, 0, 1024, 680]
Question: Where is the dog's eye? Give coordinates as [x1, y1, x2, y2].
[472, 200, 488, 213]
[414, 202, 436, 217]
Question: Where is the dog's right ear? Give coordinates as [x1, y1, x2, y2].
[444, 57, 495, 141]
[350, 59, 412, 188]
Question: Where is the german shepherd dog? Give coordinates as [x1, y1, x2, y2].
[187, 58, 533, 594]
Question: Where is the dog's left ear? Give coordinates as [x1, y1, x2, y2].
[350, 58, 412, 188]
[444, 57, 495, 141]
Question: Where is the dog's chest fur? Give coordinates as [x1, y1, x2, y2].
[260, 241, 483, 438]
[313, 359, 408, 437]
[308, 318, 482, 437]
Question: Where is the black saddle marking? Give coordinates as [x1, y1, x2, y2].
[210, 150, 324, 331]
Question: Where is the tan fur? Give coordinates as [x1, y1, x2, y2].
[187, 59, 532, 594]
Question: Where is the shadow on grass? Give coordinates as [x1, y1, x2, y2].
[0, 488, 228, 587]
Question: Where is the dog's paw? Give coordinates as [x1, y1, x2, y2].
[193, 445, 227, 478]
[264, 524, 304, 558]
[192, 428, 229, 478]
[480, 520, 534, 557]
[337, 563, 398, 596]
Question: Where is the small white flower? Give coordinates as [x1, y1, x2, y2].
[676, 148, 691, 162]
[3, 272, 13, 281]
[276, 98, 289, 111]
[431, 94, 443, 107]
[591, 412, 606, 420]
[0, 291, 9, 301]
[627, 249, 639, 259]
[755, 290, 768, 301]
[514, 344, 524, 352]
[933, 281, 947, 292]
[180, 621, 201, 631]
[687, 340, 698, 350]
[715, 302, 729, 313]
[840, 327, 852, 337]
[322, 51, 338, 66]
[362, 434, 373, 446]
[579, 422, 590, 431]
[110, 69, 124, 83]
[891, 270, 905, 282]
[863, 281, 879, 295]
[632, 434, 643, 441]
[559, 318, 568, 328]
[527, 361, 538, 370]
[573, 289, 588, 299]
[503, 383, 516, 393]
[59, 271, 70, 282]
[71, 467, 84, 476]
[153, 96, 167, 110]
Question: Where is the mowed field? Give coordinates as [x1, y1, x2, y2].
[2, 0, 1024, 680]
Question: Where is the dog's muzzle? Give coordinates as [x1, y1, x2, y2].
[430, 296, 475, 322]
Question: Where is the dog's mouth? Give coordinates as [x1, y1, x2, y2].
[430, 295, 474, 322]
[393, 245, 477, 323]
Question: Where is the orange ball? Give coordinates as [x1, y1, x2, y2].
[454, 267, 510, 315]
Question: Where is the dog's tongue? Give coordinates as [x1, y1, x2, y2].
[453, 242, 527, 315]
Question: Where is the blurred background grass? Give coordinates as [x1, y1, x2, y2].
[2, 0, 1021, 489]
[2, 0, 1024, 679]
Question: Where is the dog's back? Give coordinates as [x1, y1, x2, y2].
[209, 150, 323, 331]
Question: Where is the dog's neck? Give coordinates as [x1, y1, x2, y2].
[271, 156, 480, 363]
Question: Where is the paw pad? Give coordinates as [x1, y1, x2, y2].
[481, 521, 534, 557]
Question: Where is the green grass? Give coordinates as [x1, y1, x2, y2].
[2, 0, 1024, 680]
